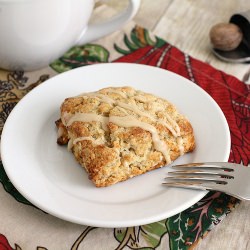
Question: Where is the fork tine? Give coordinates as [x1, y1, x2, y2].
[163, 162, 250, 200]
[167, 170, 234, 179]
[165, 176, 228, 184]
[172, 162, 235, 172]
[162, 181, 216, 191]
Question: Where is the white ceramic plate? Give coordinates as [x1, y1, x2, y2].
[1, 63, 230, 228]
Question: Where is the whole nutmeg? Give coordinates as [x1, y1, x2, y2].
[209, 23, 243, 51]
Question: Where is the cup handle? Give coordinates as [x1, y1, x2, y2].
[76, 0, 141, 45]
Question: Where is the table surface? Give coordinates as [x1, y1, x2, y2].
[102, 1, 250, 249]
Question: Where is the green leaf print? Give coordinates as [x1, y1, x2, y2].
[0, 161, 32, 206]
[154, 36, 167, 48]
[143, 29, 155, 46]
[124, 34, 139, 51]
[167, 192, 239, 250]
[141, 220, 168, 247]
[114, 220, 168, 249]
[114, 26, 163, 55]
[80, 44, 109, 62]
[113, 43, 131, 55]
[50, 44, 110, 73]
[167, 211, 191, 250]
[130, 32, 145, 48]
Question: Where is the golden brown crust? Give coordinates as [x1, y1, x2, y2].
[55, 119, 69, 145]
[57, 86, 195, 187]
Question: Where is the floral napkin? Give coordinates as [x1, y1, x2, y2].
[0, 9, 249, 250]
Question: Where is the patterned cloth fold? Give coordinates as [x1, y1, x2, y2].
[0, 21, 249, 250]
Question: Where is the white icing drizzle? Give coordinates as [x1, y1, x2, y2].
[117, 101, 150, 117]
[61, 112, 71, 126]
[177, 137, 184, 156]
[68, 136, 104, 150]
[109, 115, 171, 163]
[57, 126, 64, 138]
[72, 90, 180, 137]
[78, 91, 180, 137]
[67, 138, 73, 151]
[74, 136, 104, 145]
[134, 95, 180, 136]
[164, 114, 180, 136]
[80, 93, 115, 105]
[134, 95, 150, 103]
[117, 101, 179, 137]
[67, 113, 109, 131]
[76, 89, 127, 100]
[62, 88, 186, 163]
[102, 89, 128, 98]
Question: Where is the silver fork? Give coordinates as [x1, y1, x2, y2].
[163, 162, 250, 200]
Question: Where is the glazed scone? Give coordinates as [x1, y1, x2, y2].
[56, 86, 195, 187]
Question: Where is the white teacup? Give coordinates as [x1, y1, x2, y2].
[0, 0, 140, 71]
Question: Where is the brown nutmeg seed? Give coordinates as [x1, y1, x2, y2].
[209, 23, 243, 51]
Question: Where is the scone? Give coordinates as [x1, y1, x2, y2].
[56, 86, 195, 187]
